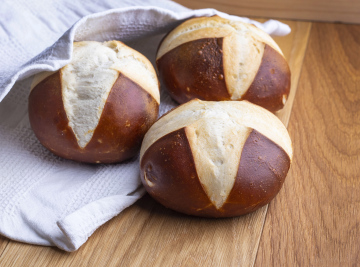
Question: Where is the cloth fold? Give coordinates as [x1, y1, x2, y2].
[0, 0, 291, 251]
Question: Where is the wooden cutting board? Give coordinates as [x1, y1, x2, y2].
[0, 19, 311, 267]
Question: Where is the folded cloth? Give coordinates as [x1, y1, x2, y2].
[0, 0, 291, 252]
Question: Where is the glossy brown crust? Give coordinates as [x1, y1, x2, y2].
[155, 16, 214, 57]
[140, 128, 219, 216]
[222, 129, 291, 217]
[156, 38, 229, 104]
[29, 72, 79, 158]
[242, 44, 291, 112]
[29, 72, 159, 163]
[140, 128, 290, 218]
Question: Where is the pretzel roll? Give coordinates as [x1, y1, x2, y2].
[156, 16, 291, 112]
[140, 99, 292, 217]
[29, 41, 160, 163]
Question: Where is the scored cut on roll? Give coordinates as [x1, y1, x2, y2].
[140, 99, 293, 217]
[29, 40, 160, 163]
[156, 16, 291, 112]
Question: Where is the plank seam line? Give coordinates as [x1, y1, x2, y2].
[0, 239, 10, 261]
[251, 22, 313, 267]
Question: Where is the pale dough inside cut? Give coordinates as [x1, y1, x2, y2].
[141, 100, 293, 209]
[59, 41, 159, 148]
[186, 117, 251, 209]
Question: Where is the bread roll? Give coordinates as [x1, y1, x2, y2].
[156, 16, 291, 112]
[140, 99, 292, 217]
[29, 41, 160, 163]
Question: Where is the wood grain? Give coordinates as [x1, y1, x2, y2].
[255, 22, 360, 266]
[0, 20, 311, 267]
[0, 236, 9, 258]
[174, 0, 360, 24]
[273, 21, 312, 126]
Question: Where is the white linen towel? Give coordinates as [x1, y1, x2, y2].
[0, 0, 290, 251]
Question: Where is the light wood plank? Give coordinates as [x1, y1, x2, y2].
[0, 20, 311, 267]
[0, 236, 9, 259]
[174, 0, 360, 24]
[273, 21, 312, 125]
[255, 22, 360, 266]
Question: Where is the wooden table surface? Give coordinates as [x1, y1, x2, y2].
[1, 18, 359, 267]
